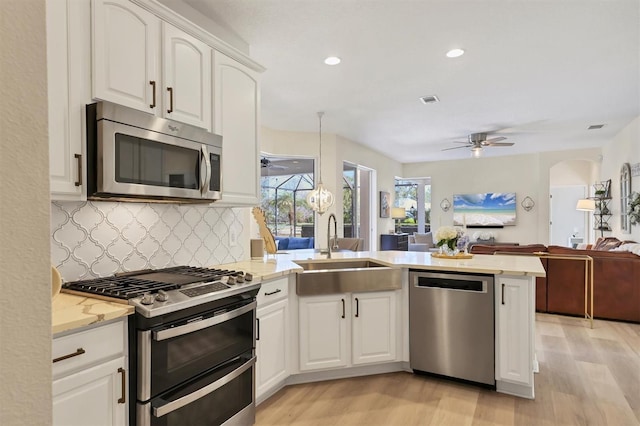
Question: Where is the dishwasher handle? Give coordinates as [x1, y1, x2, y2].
[413, 275, 487, 292]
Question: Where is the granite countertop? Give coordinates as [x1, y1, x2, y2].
[52, 293, 134, 335]
[221, 249, 546, 280]
[53, 250, 543, 334]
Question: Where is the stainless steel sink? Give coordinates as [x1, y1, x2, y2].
[293, 259, 402, 295]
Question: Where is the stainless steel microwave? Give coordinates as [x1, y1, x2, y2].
[86, 101, 222, 203]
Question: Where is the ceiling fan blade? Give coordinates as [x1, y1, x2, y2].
[485, 142, 514, 147]
[485, 136, 507, 143]
[442, 146, 470, 151]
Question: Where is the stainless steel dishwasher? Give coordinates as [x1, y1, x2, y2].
[409, 270, 495, 386]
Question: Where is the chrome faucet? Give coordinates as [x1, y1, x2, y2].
[326, 213, 339, 258]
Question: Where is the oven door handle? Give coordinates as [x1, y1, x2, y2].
[152, 356, 256, 418]
[153, 300, 256, 341]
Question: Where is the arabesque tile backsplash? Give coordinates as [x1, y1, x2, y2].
[51, 201, 249, 282]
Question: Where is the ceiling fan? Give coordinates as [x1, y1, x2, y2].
[443, 133, 514, 157]
[260, 157, 287, 170]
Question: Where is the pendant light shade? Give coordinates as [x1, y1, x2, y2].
[306, 112, 334, 215]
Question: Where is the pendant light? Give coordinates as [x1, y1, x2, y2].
[306, 112, 334, 215]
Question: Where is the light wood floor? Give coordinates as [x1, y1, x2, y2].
[256, 314, 640, 425]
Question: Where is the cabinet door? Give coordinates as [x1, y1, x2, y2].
[352, 291, 397, 365]
[495, 277, 533, 386]
[92, 0, 160, 113]
[53, 357, 126, 426]
[47, 0, 90, 200]
[162, 23, 212, 130]
[214, 52, 260, 206]
[256, 300, 289, 399]
[298, 294, 348, 371]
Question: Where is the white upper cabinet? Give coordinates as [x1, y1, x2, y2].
[92, 0, 212, 130]
[48, 0, 91, 200]
[214, 51, 261, 206]
[162, 23, 212, 129]
[92, 0, 160, 114]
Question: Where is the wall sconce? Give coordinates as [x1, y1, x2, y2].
[521, 196, 535, 212]
[440, 198, 451, 212]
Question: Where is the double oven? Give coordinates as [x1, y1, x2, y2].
[63, 266, 260, 426]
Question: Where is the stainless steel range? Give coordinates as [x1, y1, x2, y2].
[63, 266, 261, 426]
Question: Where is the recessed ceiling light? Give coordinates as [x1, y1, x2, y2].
[324, 56, 341, 65]
[420, 95, 440, 104]
[446, 48, 465, 58]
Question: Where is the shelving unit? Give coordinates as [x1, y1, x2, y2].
[591, 181, 612, 237]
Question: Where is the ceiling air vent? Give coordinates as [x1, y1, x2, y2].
[420, 95, 440, 104]
[588, 124, 605, 130]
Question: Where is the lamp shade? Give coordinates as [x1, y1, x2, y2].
[576, 199, 596, 211]
[391, 207, 406, 219]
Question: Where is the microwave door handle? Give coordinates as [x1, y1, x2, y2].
[153, 300, 256, 341]
[200, 145, 212, 197]
[152, 356, 256, 418]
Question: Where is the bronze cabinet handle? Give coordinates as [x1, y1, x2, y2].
[53, 347, 85, 363]
[341, 299, 345, 319]
[74, 154, 82, 187]
[501, 283, 505, 305]
[149, 81, 156, 108]
[355, 297, 359, 317]
[264, 289, 281, 296]
[167, 87, 173, 113]
[117, 368, 126, 404]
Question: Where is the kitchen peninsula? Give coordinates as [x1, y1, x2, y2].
[223, 250, 545, 403]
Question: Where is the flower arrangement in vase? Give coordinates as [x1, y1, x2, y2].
[435, 226, 469, 255]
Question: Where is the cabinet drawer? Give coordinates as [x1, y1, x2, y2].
[53, 319, 126, 378]
[257, 277, 289, 306]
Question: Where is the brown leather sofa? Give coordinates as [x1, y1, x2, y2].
[470, 240, 640, 323]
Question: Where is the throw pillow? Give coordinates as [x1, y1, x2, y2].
[413, 232, 434, 247]
[593, 237, 622, 251]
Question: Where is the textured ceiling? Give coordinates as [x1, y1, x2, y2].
[182, 0, 640, 162]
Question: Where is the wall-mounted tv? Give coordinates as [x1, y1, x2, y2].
[453, 193, 516, 227]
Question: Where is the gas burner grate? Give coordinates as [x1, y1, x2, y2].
[63, 277, 181, 300]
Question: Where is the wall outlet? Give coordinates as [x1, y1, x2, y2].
[229, 227, 237, 247]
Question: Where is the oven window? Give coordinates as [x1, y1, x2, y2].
[147, 356, 253, 426]
[149, 306, 254, 397]
[115, 133, 199, 189]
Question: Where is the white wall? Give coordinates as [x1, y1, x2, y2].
[550, 159, 595, 186]
[402, 148, 602, 245]
[601, 116, 640, 242]
[261, 127, 403, 248]
[0, 0, 52, 424]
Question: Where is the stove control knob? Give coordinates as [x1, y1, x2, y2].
[236, 275, 245, 284]
[155, 290, 169, 302]
[220, 276, 229, 284]
[140, 293, 155, 305]
[227, 276, 236, 285]
[244, 273, 253, 282]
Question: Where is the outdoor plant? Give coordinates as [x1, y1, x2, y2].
[629, 191, 640, 226]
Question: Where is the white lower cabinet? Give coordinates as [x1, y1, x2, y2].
[352, 291, 397, 365]
[52, 318, 128, 426]
[53, 357, 126, 426]
[255, 277, 290, 401]
[495, 276, 535, 397]
[299, 294, 349, 371]
[256, 299, 289, 398]
[299, 291, 398, 372]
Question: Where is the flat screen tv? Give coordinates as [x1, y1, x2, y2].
[453, 193, 516, 227]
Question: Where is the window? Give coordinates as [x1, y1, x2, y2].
[260, 156, 315, 237]
[394, 179, 431, 233]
